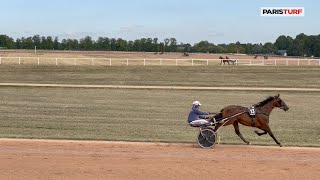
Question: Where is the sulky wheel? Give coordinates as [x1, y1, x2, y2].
[197, 128, 216, 148]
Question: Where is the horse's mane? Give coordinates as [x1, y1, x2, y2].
[253, 96, 275, 107]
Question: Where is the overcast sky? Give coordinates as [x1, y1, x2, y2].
[0, 0, 318, 44]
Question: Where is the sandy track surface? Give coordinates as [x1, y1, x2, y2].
[1, 83, 320, 92]
[0, 139, 319, 180]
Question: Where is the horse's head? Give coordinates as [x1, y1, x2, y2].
[273, 94, 289, 111]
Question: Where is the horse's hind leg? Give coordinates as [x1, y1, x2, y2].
[254, 130, 267, 136]
[233, 121, 250, 145]
[264, 125, 282, 147]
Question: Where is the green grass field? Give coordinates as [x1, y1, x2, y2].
[0, 65, 319, 147]
[0, 65, 319, 88]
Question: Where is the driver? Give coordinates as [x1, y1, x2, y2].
[188, 101, 212, 126]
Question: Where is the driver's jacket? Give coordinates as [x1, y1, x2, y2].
[187, 105, 209, 123]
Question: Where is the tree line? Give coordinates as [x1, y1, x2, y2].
[0, 33, 319, 57]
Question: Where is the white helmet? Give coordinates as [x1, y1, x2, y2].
[192, 101, 201, 106]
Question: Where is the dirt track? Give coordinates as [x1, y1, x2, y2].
[0, 139, 319, 180]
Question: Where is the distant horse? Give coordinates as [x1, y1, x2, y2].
[212, 94, 289, 147]
[254, 55, 258, 59]
[226, 56, 237, 65]
[264, 56, 268, 59]
[220, 56, 237, 65]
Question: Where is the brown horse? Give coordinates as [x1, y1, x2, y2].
[213, 94, 289, 147]
[220, 56, 237, 65]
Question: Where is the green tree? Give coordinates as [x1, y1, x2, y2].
[127, 40, 134, 51]
[164, 38, 170, 52]
[69, 39, 79, 50]
[169, 38, 177, 52]
[115, 38, 128, 51]
[159, 42, 164, 53]
[312, 35, 320, 57]
[24, 37, 34, 49]
[252, 43, 263, 54]
[288, 33, 308, 56]
[274, 35, 293, 50]
[32, 35, 41, 49]
[153, 38, 159, 52]
[262, 42, 277, 54]
[145, 38, 153, 52]
[53, 37, 59, 50]
[193, 40, 210, 52]
[0, 35, 15, 49]
[140, 38, 147, 51]
[40, 36, 47, 49]
[96, 37, 110, 50]
[46, 36, 54, 50]
[110, 38, 117, 51]
[79, 36, 94, 50]
[60, 39, 68, 50]
[15, 38, 22, 49]
[132, 39, 141, 51]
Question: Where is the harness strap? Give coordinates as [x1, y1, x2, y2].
[256, 112, 270, 117]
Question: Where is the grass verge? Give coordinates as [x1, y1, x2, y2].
[0, 87, 319, 147]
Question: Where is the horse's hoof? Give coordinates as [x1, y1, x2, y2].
[279, 144, 283, 147]
[247, 142, 251, 145]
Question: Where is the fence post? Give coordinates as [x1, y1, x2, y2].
[92, 58, 94, 65]
[56, 58, 58, 65]
[109, 58, 111, 66]
[207, 59, 208, 65]
[19, 57, 21, 65]
[127, 58, 128, 66]
[192, 59, 194, 66]
[144, 59, 146, 66]
[319, 59, 320, 66]
[38, 57, 40, 65]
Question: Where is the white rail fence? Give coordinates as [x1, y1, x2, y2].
[0, 57, 319, 66]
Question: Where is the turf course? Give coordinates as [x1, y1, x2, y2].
[0, 66, 319, 88]
[0, 65, 319, 147]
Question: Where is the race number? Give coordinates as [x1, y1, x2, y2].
[249, 106, 256, 116]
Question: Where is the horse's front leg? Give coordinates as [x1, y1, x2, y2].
[264, 125, 282, 147]
[233, 121, 250, 145]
